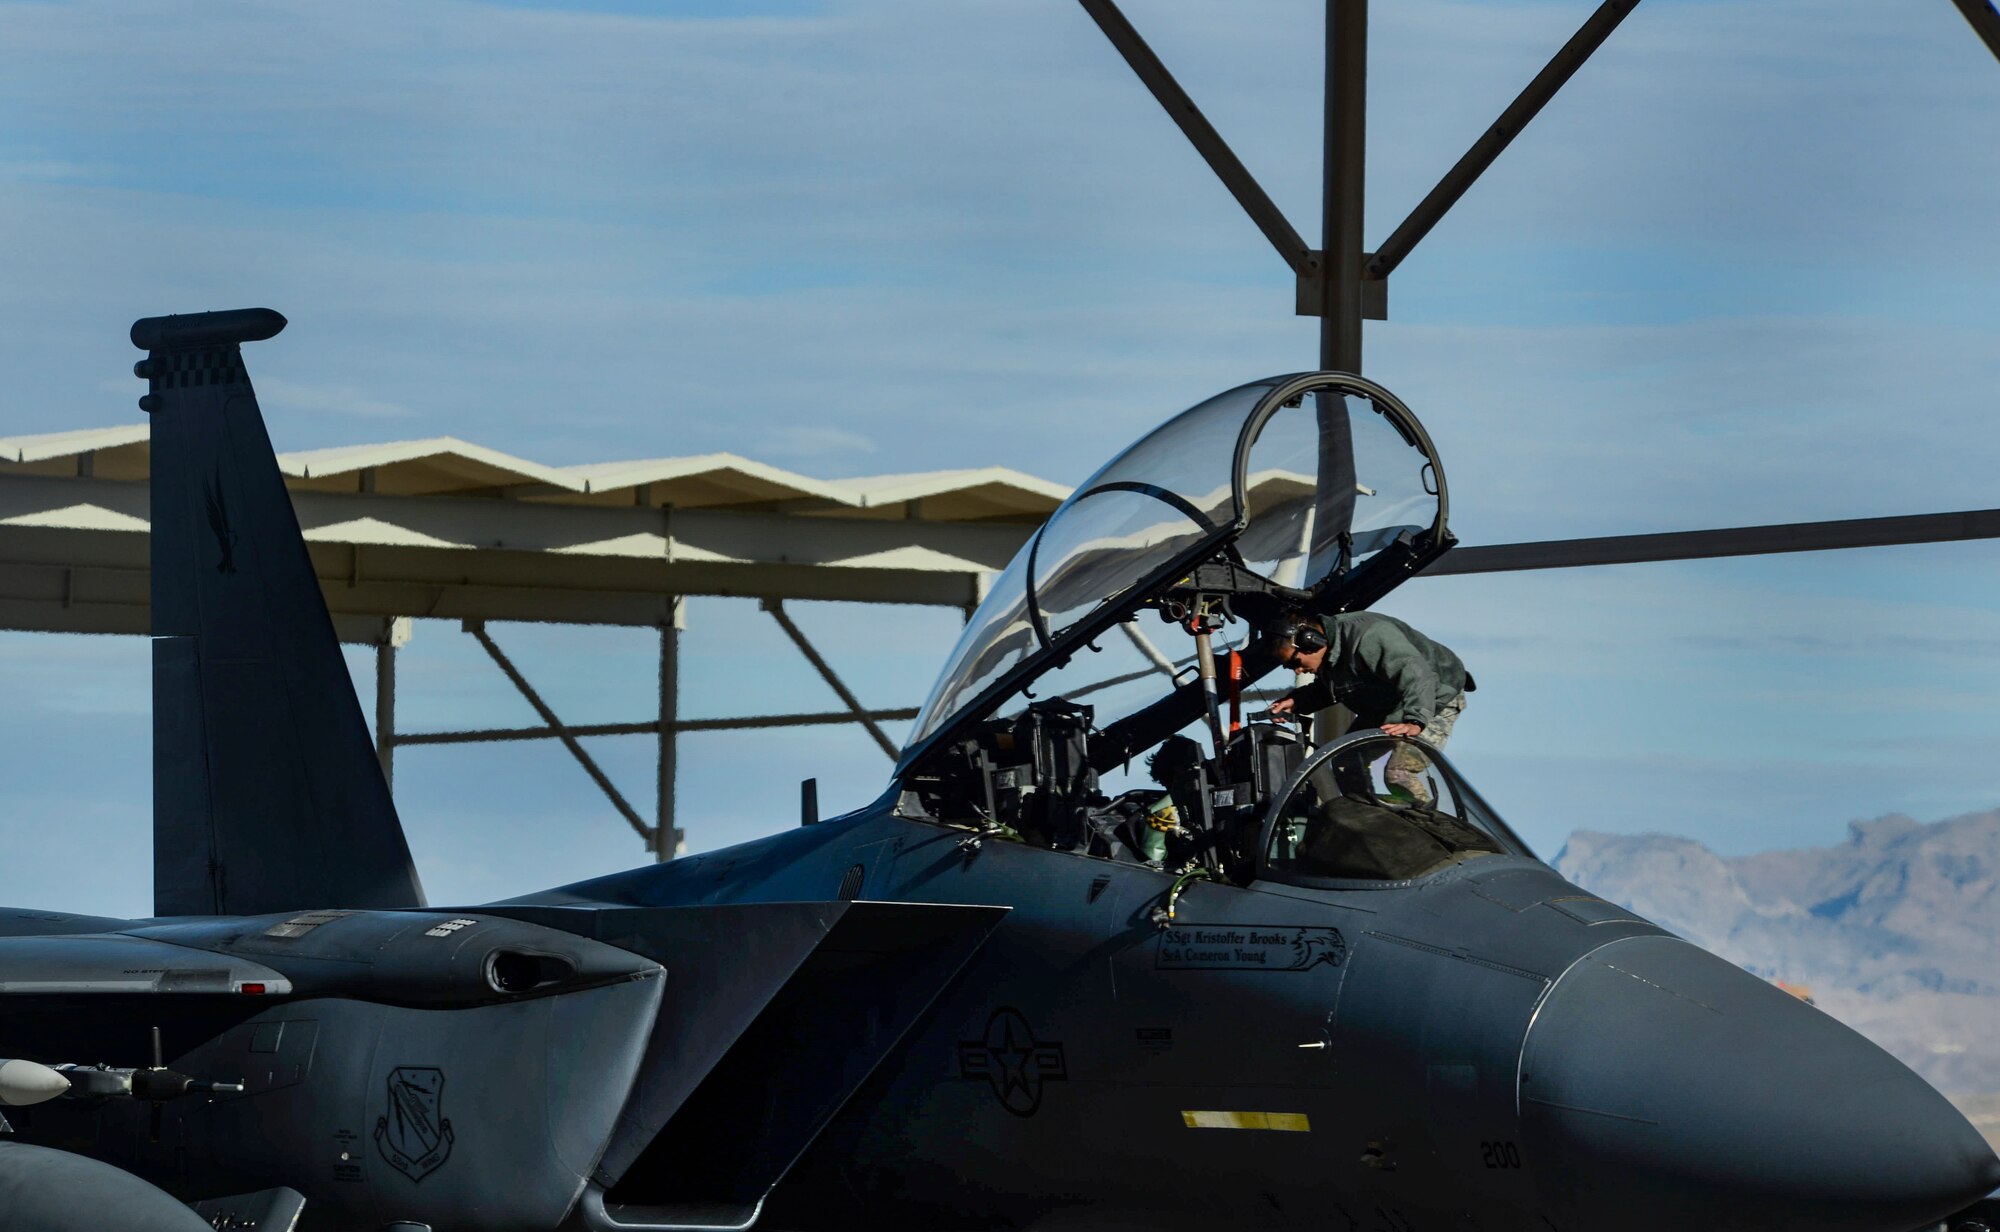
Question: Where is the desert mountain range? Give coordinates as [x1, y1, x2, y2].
[1552, 809, 2000, 1098]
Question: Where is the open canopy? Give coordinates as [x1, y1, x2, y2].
[898, 372, 1452, 774]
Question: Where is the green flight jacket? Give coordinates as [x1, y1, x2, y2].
[1284, 611, 1471, 732]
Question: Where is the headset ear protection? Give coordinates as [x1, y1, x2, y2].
[1281, 619, 1328, 655]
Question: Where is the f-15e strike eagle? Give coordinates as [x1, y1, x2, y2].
[0, 310, 1994, 1232]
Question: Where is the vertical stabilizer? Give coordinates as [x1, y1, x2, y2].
[136, 309, 424, 917]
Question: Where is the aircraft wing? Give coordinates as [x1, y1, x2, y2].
[0, 311, 1010, 1231]
[484, 900, 1008, 1226]
[0, 900, 1004, 1231]
[0, 932, 295, 996]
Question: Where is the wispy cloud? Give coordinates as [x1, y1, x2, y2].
[0, 158, 96, 182]
[762, 424, 876, 460]
[259, 377, 415, 420]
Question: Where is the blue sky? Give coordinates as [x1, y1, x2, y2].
[1, 0, 1997, 915]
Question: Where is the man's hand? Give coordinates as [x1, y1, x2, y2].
[1380, 722, 1422, 738]
[1267, 698, 1297, 722]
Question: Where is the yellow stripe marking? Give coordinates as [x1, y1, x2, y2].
[1180, 1110, 1311, 1132]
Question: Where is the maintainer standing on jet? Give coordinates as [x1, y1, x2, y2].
[1267, 608, 1474, 799]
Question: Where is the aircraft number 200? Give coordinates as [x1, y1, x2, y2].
[1480, 1141, 1522, 1169]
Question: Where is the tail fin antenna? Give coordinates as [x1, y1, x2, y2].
[137, 309, 425, 917]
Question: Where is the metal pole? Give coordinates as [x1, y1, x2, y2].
[656, 611, 682, 862]
[1321, 0, 1368, 372]
[390, 706, 924, 746]
[1318, 0, 1368, 752]
[1421, 506, 2000, 576]
[375, 637, 396, 791]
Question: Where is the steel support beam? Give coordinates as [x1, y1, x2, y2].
[1321, 0, 1368, 372]
[1119, 620, 1181, 677]
[1368, 0, 1642, 281]
[1079, 0, 1651, 352]
[1422, 507, 2000, 576]
[761, 599, 900, 759]
[464, 620, 653, 844]
[376, 638, 397, 790]
[1951, 0, 2000, 63]
[655, 605, 684, 862]
[390, 707, 924, 746]
[1078, 0, 1315, 277]
[1313, 0, 1368, 751]
[674, 706, 918, 734]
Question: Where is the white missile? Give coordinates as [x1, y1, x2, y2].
[0, 1058, 70, 1107]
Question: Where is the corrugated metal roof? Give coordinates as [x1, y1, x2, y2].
[0, 425, 1074, 523]
[0, 428, 1365, 642]
[277, 437, 580, 495]
[0, 427, 1348, 532]
[554, 453, 859, 510]
[0, 424, 151, 463]
[830, 467, 1071, 524]
[0, 424, 152, 481]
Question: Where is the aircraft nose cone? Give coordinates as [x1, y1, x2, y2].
[1520, 935, 1999, 1232]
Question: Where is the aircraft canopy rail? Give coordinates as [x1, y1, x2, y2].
[1255, 730, 1535, 889]
[897, 372, 1453, 774]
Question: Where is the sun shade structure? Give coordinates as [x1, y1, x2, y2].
[0, 418, 1363, 860]
[0, 420, 1088, 861]
[0, 427, 1070, 640]
[0, 430, 1331, 641]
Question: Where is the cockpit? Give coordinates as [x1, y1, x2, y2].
[893, 373, 1530, 889]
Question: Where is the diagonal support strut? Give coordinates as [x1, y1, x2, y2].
[1078, 0, 1316, 277]
[1368, 0, 1642, 281]
[1951, 0, 2000, 62]
[761, 599, 900, 759]
[464, 619, 653, 842]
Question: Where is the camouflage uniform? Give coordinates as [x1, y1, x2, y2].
[1383, 691, 1465, 802]
[1282, 612, 1472, 804]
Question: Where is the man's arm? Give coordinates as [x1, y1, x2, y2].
[1269, 673, 1336, 720]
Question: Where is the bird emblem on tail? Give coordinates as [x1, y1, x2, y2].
[202, 471, 237, 574]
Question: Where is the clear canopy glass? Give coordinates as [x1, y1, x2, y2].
[900, 374, 1448, 768]
[904, 381, 1270, 750]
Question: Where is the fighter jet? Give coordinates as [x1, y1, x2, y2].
[0, 309, 1993, 1232]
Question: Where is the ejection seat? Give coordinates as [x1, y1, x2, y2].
[1260, 732, 1518, 883]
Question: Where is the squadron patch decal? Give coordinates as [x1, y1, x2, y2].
[375, 1067, 455, 1182]
[1155, 924, 1346, 971]
[957, 1008, 1066, 1117]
